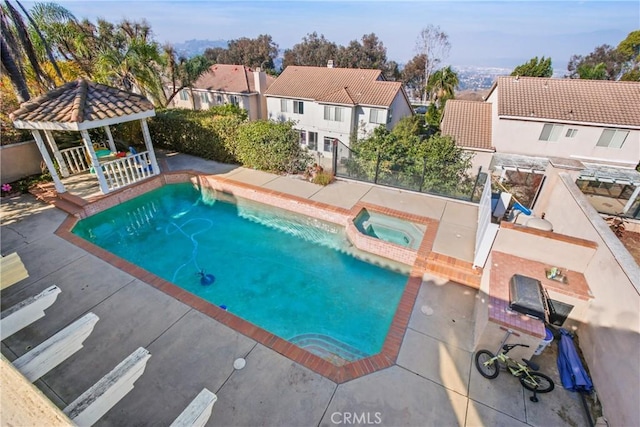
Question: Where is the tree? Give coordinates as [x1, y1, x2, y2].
[94, 32, 166, 105]
[282, 32, 337, 68]
[336, 33, 388, 70]
[163, 50, 212, 108]
[415, 25, 450, 102]
[417, 133, 473, 195]
[576, 62, 607, 80]
[617, 30, 640, 81]
[401, 54, 426, 98]
[1, 0, 58, 101]
[426, 66, 459, 105]
[206, 34, 278, 72]
[567, 44, 625, 80]
[511, 56, 553, 77]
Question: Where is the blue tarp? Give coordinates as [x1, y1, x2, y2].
[557, 328, 593, 393]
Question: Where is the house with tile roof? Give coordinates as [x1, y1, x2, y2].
[169, 64, 276, 120]
[442, 76, 640, 217]
[440, 99, 494, 173]
[264, 65, 413, 167]
[485, 76, 639, 169]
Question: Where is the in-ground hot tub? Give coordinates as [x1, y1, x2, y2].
[353, 208, 426, 250]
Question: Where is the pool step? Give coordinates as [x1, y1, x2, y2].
[289, 333, 369, 364]
[420, 252, 482, 289]
[29, 185, 87, 216]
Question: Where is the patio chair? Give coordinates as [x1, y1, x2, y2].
[128, 146, 153, 173]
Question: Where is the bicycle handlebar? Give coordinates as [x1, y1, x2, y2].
[502, 343, 530, 353]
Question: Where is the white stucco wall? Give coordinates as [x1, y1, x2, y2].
[170, 89, 259, 119]
[534, 168, 640, 427]
[265, 92, 412, 163]
[492, 118, 639, 167]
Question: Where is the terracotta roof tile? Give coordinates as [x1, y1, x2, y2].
[265, 66, 402, 107]
[441, 100, 493, 151]
[10, 79, 154, 124]
[495, 76, 640, 127]
[193, 64, 276, 93]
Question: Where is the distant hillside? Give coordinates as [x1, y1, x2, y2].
[173, 39, 228, 58]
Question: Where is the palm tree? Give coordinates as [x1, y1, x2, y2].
[577, 62, 607, 80]
[427, 66, 459, 106]
[163, 50, 212, 108]
[1, 0, 69, 101]
[94, 34, 167, 105]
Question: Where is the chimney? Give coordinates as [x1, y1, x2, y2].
[327, 60, 334, 69]
[254, 69, 268, 120]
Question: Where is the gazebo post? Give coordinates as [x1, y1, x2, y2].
[140, 118, 160, 174]
[31, 130, 66, 193]
[43, 130, 70, 177]
[80, 130, 110, 194]
[103, 126, 117, 152]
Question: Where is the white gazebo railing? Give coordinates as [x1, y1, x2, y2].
[59, 146, 90, 175]
[101, 151, 154, 191]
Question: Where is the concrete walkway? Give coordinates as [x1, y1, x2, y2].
[0, 155, 587, 426]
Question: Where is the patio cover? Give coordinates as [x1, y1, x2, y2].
[9, 79, 159, 194]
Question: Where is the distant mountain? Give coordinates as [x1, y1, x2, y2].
[172, 39, 228, 58]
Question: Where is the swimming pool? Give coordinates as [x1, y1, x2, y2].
[72, 183, 408, 362]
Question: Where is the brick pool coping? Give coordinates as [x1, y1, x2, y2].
[55, 172, 439, 384]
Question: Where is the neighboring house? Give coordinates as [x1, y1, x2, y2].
[485, 76, 639, 169]
[264, 64, 413, 166]
[440, 99, 494, 174]
[169, 64, 275, 120]
[442, 77, 640, 216]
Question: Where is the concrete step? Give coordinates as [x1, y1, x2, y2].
[418, 252, 482, 289]
[52, 199, 83, 216]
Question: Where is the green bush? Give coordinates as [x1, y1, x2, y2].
[234, 120, 311, 173]
[112, 108, 311, 174]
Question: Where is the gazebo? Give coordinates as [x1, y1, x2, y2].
[10, 79, 161, 195]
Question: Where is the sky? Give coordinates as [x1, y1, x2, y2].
[38, 1, 640, 70]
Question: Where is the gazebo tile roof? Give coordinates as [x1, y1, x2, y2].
[10, 78, 154, 126]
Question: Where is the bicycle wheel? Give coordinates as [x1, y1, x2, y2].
[520, 372, 555, 393]
[475, 350, 499, 379]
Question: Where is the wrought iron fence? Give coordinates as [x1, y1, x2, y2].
[333, 139, 486, 203]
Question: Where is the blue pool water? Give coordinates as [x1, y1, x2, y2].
[72, 183, 408, 360]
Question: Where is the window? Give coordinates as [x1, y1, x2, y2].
[387, 107, 393, 124]
[200, 93, 209, 103]
[230, 95, 239, 106]
[216, 94, 223, 104]
[179, 90, 189, 101]
[298, 130, 307, 145]
[308, 132, 317, 150]
[369, 108, 385, 124]
[294, 101, 304, 114]
[538, 123, 564, 142]
[596, 129, 629, 148]
[324, 106, 343, 122]
[280, 99, 288, 112]
[323, 137, 333, 152]
[565, 128, 578, 138]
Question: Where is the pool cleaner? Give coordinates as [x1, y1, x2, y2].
[198, 270, 216, 285]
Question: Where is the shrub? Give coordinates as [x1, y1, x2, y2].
[312, 171, 334, 186]
[235, 120, 311, 173]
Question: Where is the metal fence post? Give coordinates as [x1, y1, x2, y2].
[470, 166, 483, 201]
[374, 151, 381, 184]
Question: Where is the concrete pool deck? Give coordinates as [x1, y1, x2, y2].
[0, 155, 588, 426]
